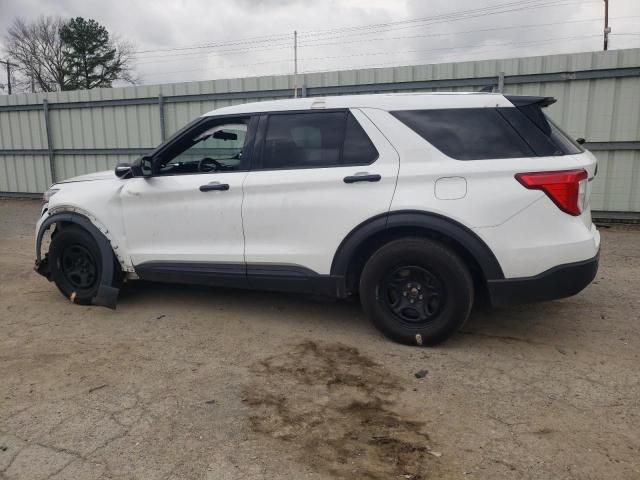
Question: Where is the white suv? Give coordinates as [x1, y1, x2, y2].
[35, 93, 600, 345]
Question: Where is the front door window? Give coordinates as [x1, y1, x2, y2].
[157, 120, 249, 175]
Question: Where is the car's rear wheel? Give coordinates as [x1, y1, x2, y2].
[359, 237, 474, 345]
[48, 225, 116, 305]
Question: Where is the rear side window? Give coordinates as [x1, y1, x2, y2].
[545, 117, 584, 154]
[260, 111, 378, 170]
[514, 103, 583, 154]
[392, 109, 535, 160]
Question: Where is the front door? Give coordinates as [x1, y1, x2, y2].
[121, 116, 254, 269]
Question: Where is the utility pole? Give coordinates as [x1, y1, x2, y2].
[603, 0, 610, 51]
[293, 30, 298, 98]
[0, 59, 17, 95]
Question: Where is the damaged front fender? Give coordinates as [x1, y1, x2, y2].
[34, 211, 119, 309]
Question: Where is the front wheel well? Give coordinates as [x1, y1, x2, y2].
[36, 214, 124, 295]
[344, 226, 490, 304]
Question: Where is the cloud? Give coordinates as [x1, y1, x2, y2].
[0, 0, 638, 89]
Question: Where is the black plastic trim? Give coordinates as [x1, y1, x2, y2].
[331, 210, 504, 281]
[135, 262, 248, 289]
[247, 264, 343, 296]
[199, 183, 230, 192]
[135, 262, 345, 297]
[343, 174, 381, 183]
[505, 95, 557, 107]
[488, 253, 599, 306]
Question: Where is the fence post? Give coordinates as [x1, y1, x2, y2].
[43, 99, 56, 184]
[158, 94, 166, 142]
[497, 72, 505, 93]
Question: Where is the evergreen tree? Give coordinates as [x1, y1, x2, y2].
[60, 17, 133, 90]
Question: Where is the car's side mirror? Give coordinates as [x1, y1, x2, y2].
[115, 162, 134, 179]
[138, 155, 154, 176]
[576, 138, 586, 145]
[116, 155, 154, 178]
[117, 156, 153, 179]
[125, 155, 154, 178]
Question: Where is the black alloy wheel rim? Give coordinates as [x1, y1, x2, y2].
[61, 244, 98, 290]
[382, 265, 445, 325]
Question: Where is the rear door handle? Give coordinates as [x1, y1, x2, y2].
[343, 174, 381, 184]
[199, 182, 230, 192]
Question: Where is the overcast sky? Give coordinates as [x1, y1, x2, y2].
[1, 0, 639, 89]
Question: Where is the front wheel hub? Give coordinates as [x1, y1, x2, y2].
[60, 244, 98, 290]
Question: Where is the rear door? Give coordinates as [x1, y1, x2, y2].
[241, 108, 399, 275]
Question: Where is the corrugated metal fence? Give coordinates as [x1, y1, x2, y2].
[1, 48, 639, 215]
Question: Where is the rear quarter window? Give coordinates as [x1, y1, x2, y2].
[391, 108, 535, 160]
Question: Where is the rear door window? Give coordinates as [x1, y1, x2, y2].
[261, 112, 344, 169]
[258, 111, 378, 170]
[391, 109, 535, 160]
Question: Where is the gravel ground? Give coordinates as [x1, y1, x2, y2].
[0, 198, 638, 480]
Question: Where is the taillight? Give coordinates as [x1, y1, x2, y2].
[515, 169, 588, 216]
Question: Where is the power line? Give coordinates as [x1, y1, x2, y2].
[134, 0, 612, 84]
[134, 16, 606, 64]
[134, 31, 294, 54]
[299, 37, 603, 74]
[133, 0, 590, 56]
[296, 0, 567, 38]
[133, 11, 629, 66]
[288, 0, 600, 43]
[133, 0, 545, 54]
[298, 34, 603, 64]
[296, 17, 619, 49]
[139, 34, 601, 83]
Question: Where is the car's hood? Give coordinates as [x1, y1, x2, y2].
[57, 170, 115, 184]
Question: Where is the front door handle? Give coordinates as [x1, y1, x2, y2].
[199, 182, 230, 192]
[343, 174, 381, 184]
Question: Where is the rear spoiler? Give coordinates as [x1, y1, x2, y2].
[505, 95, 557, 108]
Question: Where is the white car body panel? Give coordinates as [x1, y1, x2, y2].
[38, 177, 132, 270]
[120, 172, 247, 265]
[242, 108, 399, 273]
[38, 92, 600, 285]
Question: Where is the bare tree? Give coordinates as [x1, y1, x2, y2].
[4, 16, 69, 92]
[112, 38, 139, 86]
[4, 16, 137, 93]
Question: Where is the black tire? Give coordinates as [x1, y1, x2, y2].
[359, 237, 474, 346]
[48, 225, 116, 305]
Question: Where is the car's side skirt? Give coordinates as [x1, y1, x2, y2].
[134, 262, 347, 297]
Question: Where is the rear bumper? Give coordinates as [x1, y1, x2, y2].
[488, 252, 599, 306]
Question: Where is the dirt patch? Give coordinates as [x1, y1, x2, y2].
[243, 341, 441, 479]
